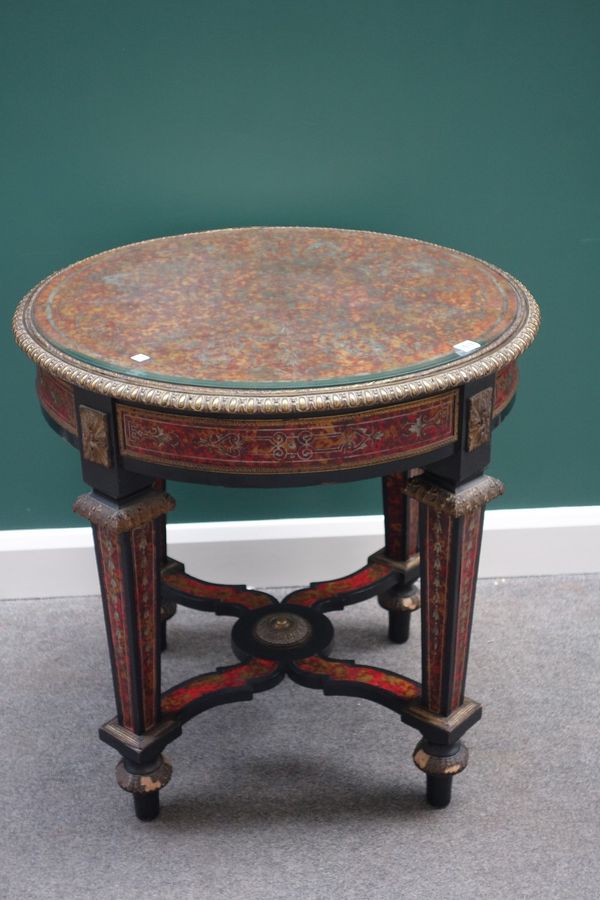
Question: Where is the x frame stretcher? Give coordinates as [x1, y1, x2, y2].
[85, 467, 496, 820]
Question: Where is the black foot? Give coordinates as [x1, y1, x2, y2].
[160, 619, 168, 653]
[378, 586, 419, 644]
[426, 774, 453, 808]
[133, 790, 160, 821]
[388, 608, 411, 643]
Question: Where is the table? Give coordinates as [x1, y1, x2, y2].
[13, 227, 539, 820]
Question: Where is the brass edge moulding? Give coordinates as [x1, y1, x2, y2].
[413, 740, 469, 776]
[13, 266, 540, 416]
[101, 717, 179, 752]
[405, 698, 482, 735]
[368, 548, 421, 574]
[73, 489, 176, 531]
[377, 585, 421, 613]
[404, 474, 505, 517]
[116, 755, 173, 794]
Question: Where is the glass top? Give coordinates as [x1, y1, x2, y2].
[28, 227, 523, 390]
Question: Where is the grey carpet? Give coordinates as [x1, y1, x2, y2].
[1, 574, 599, 900]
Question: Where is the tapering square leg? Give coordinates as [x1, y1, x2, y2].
[402, 473, 504, 806]
[74, 487, 176, 819]
[376, 471, 421, 643]
[152, 479, 177, 652]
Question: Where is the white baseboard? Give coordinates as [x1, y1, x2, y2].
[1, 507, 598, 600]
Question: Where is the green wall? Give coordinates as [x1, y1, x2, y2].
[2, 0, 599, 530]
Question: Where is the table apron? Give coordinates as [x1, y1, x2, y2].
[36, 361, 518, 486]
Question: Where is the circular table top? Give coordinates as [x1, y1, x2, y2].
[14, 227, 539, 415]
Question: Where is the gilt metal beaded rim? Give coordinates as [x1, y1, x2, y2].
[12, 228, 540, 416]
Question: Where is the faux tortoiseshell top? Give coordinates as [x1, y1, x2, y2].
[20, 227, 533, 390]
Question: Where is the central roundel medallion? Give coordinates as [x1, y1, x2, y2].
[231, 604, 334, 661]
[253, 612, 312, 648]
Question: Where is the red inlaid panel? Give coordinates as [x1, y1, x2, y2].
[493, 361, 519, 416]
[130, 520, 159, 731]
[423, 507, 454, 715]
[162, 571, 275, 610]
[96, 527, 135, 730]
[382, 470, 420, 561]
[37, 369, 77, 435]
[95, 521, 160, 733]
[161, 658, 280, 715]
[408, 490, 420, 559]
[450, 509, 484, 709]
[383, 473, 407, 559]
[285, 562, 393, 608]
[294, 656, 420, 701]
[29, 228, 522, 389]
[117, 392, 458, 475]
